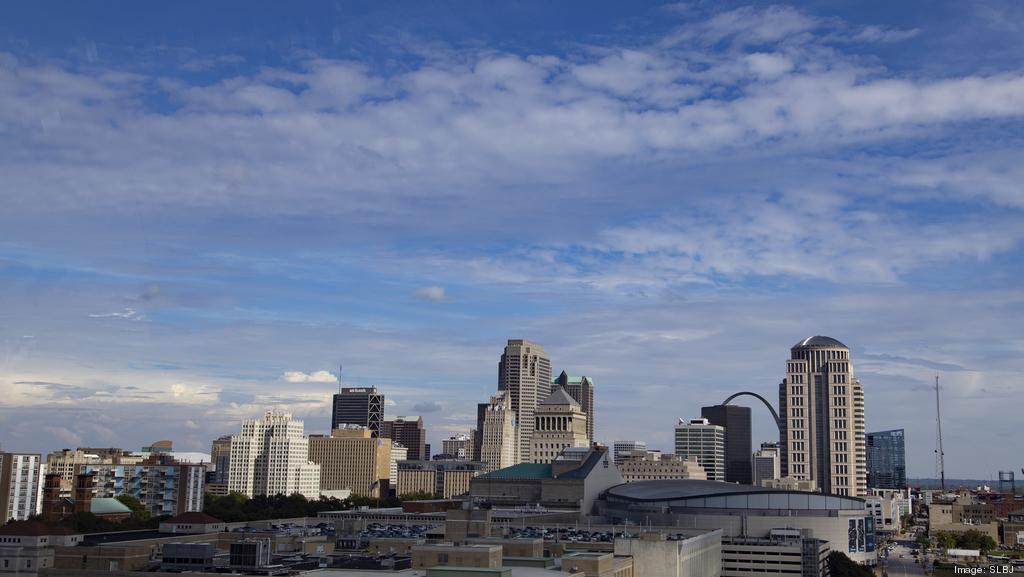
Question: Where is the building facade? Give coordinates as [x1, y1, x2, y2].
[529, 388, 590, 464]
[479, 391, 519, 473]
[779, 336, 867, 496]
[552, 370, 595, 442]
[83, 453, 205, 517]
[441, 434, 473, 460]
[751, 443, 781, 487]
[612, 441, 647, 466]
[210, 436, 232, 485]
[227, 411, 320, 498]
[618, 453, 707, 483]
[866, 429, 906, 489]
[0, 453, 42, 522]
[381, 416, 426, 461]
[674, 418, 726, 482]
[331, 387, 385, 437]
[396, 460, 484, 499]
[701, 404, 752, 485]
[498, 339, 552, 463]
[309, 426, 392, 498]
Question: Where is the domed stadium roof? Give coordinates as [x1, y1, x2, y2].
[792, 335, 847, 349]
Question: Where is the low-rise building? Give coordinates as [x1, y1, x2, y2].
[411, 543, 502, 570]
[397, 460, 484, 499]
[158, 512, 226, 534]
[721, 533, 829, 577]
[618, 453, 706, 483]
[613, 531, 722, 577]
[561, 551, 634, 577]
[761, 476, 818, 492]
[0, 521, 82, 576]
[82, 453, 206, 517]
[159, 542, 216, 572]
[1002, 508, 1024, 547]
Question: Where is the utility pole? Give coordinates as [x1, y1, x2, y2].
[934, 376, 945, 491]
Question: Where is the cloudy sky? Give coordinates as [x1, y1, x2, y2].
[1, 0, 1022, 479]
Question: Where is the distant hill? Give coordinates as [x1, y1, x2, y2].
[908, 478, 1023, 493]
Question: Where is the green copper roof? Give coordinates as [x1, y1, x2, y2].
[90, 498, 132, 515]
[477, 463, 552, 480]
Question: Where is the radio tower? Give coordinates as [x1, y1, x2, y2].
[337, 364, 343, 393]
[934, 375, 946, 491]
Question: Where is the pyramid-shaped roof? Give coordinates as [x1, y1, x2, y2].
[540, 387, 579, 407]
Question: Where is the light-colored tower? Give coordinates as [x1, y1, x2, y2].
[552, 371, 595, 441]
[498, 339, 552, 463]
[529, 388, 589, 464]
[389, 443, 408, 487]
[228, 411, 321, 499]
[674, 418, 725, 481]
[480, 391, 519, 472]
[442, 434, 473, 460]
[752, 442, 781, 487]
[308, 426, 391, 498]
[0, 452, 42, 521]
[779, 336, 866, 496]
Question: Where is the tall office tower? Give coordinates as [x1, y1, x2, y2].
[389, 443, 408, 489]
[473, 402, 488, 465]
[701, 404, 753, 484]
[779, 336, 866, 496]
[227, 411, 321, 498]
[210, 435, 232, 484]
[552, 371, 595, 441]
[498, 339, 552, 463]
[752, 442, 781, 487]
[442, 434, 473, 460]
[308, 426, 392, 498]
[612, 441, 647, 466]
[529, 388, 590, 464]
[866, 429, 907, 489]
[480, 391, 519, 472]
[0, 452, 42, 521]
[381, 416, 427, 461]
[674, 418, 726, 481]
[331, 387, 385, 437]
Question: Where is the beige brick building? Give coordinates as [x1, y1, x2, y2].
[529, 388, 589, 464]
[618, 452, 706, 483]
[499, 339, 552, 463]
[480, 391, 518, 472]
[308, 426, 391, 498]
[396, 461, 484, 499]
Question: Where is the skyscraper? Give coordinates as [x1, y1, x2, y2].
[701, 404, 752, 485]
[529, 388, 590, 464]
[779, 336, 866, 496]
[752, 442, 781, 487]
[498, 339, 552, 463]
[0, 452, 42, 521]
[331, 387, 385, 437]
[674, 418, 726, 481]
[227, 411, 321, 498]
[210, 435, 232, 485]
[381, 416, 427, 461]
[552, 370, 595, 441]
[866, 429, 906, 489]
[480, 391, 519, 472]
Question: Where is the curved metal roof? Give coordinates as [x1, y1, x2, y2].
[604, 479, 864, 511]
[792, 335, 847, 349]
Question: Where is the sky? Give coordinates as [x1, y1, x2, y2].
[1, 0, 1023, 480]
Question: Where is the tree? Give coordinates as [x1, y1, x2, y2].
[956, 529, 997, 552]
[916, 532, 933, 549]
[398, 491, 438, 502]
[115, 495, 150, 521]
[826, 551, 874, 577]
[934, 531, 957, 550]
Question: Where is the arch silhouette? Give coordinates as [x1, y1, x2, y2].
[722, 391, 782, 434]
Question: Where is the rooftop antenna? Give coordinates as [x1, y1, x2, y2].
[338, 364, 343, 394]
[934, 375, 946, 491]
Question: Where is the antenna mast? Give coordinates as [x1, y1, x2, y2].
[338, 364, 343, 394]
[934, 375, 945, 491]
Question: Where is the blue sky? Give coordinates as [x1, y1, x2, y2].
[1, 1, 1023, 479]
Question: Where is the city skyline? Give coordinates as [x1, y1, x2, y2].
[2, 0, 1023, 480]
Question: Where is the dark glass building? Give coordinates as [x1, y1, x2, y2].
[331, 387, 384, 437]
[866, 429, 906, 489]
[701, 404, 752, 485]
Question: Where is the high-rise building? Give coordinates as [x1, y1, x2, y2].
[552, 371, 595, 441]
[701, 404, 752, 484]
[498, 339, 552, 463]
[674, 418, 725, 482]
[529, 388, 590, 464]
[441, 434, 473, 460]
[480, 391, 519, 472]
[381, 416, 427, 461]
[0, 452, 42, 521]
[866, 429, 906, 489]
[309, 426, 392, 498]
[84, 453, 206, 516]
[396, 460, 484, 499]
[779, 336, 866, 496]
[210, 436, 232, 485]
[227, 411, 320, 498]
[612, 441, 647, 466]
[389, 443, 408, 489]
[752, 442, 781, 487]
[331, 387, 385, 437]
[473, 402, 488, 466]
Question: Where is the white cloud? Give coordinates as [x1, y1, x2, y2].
[282, 370, 338, 383]
[413, 286, 446, 302]
[88, 308, 143, 320]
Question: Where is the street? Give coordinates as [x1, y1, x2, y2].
[879, 540, 927, 577]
